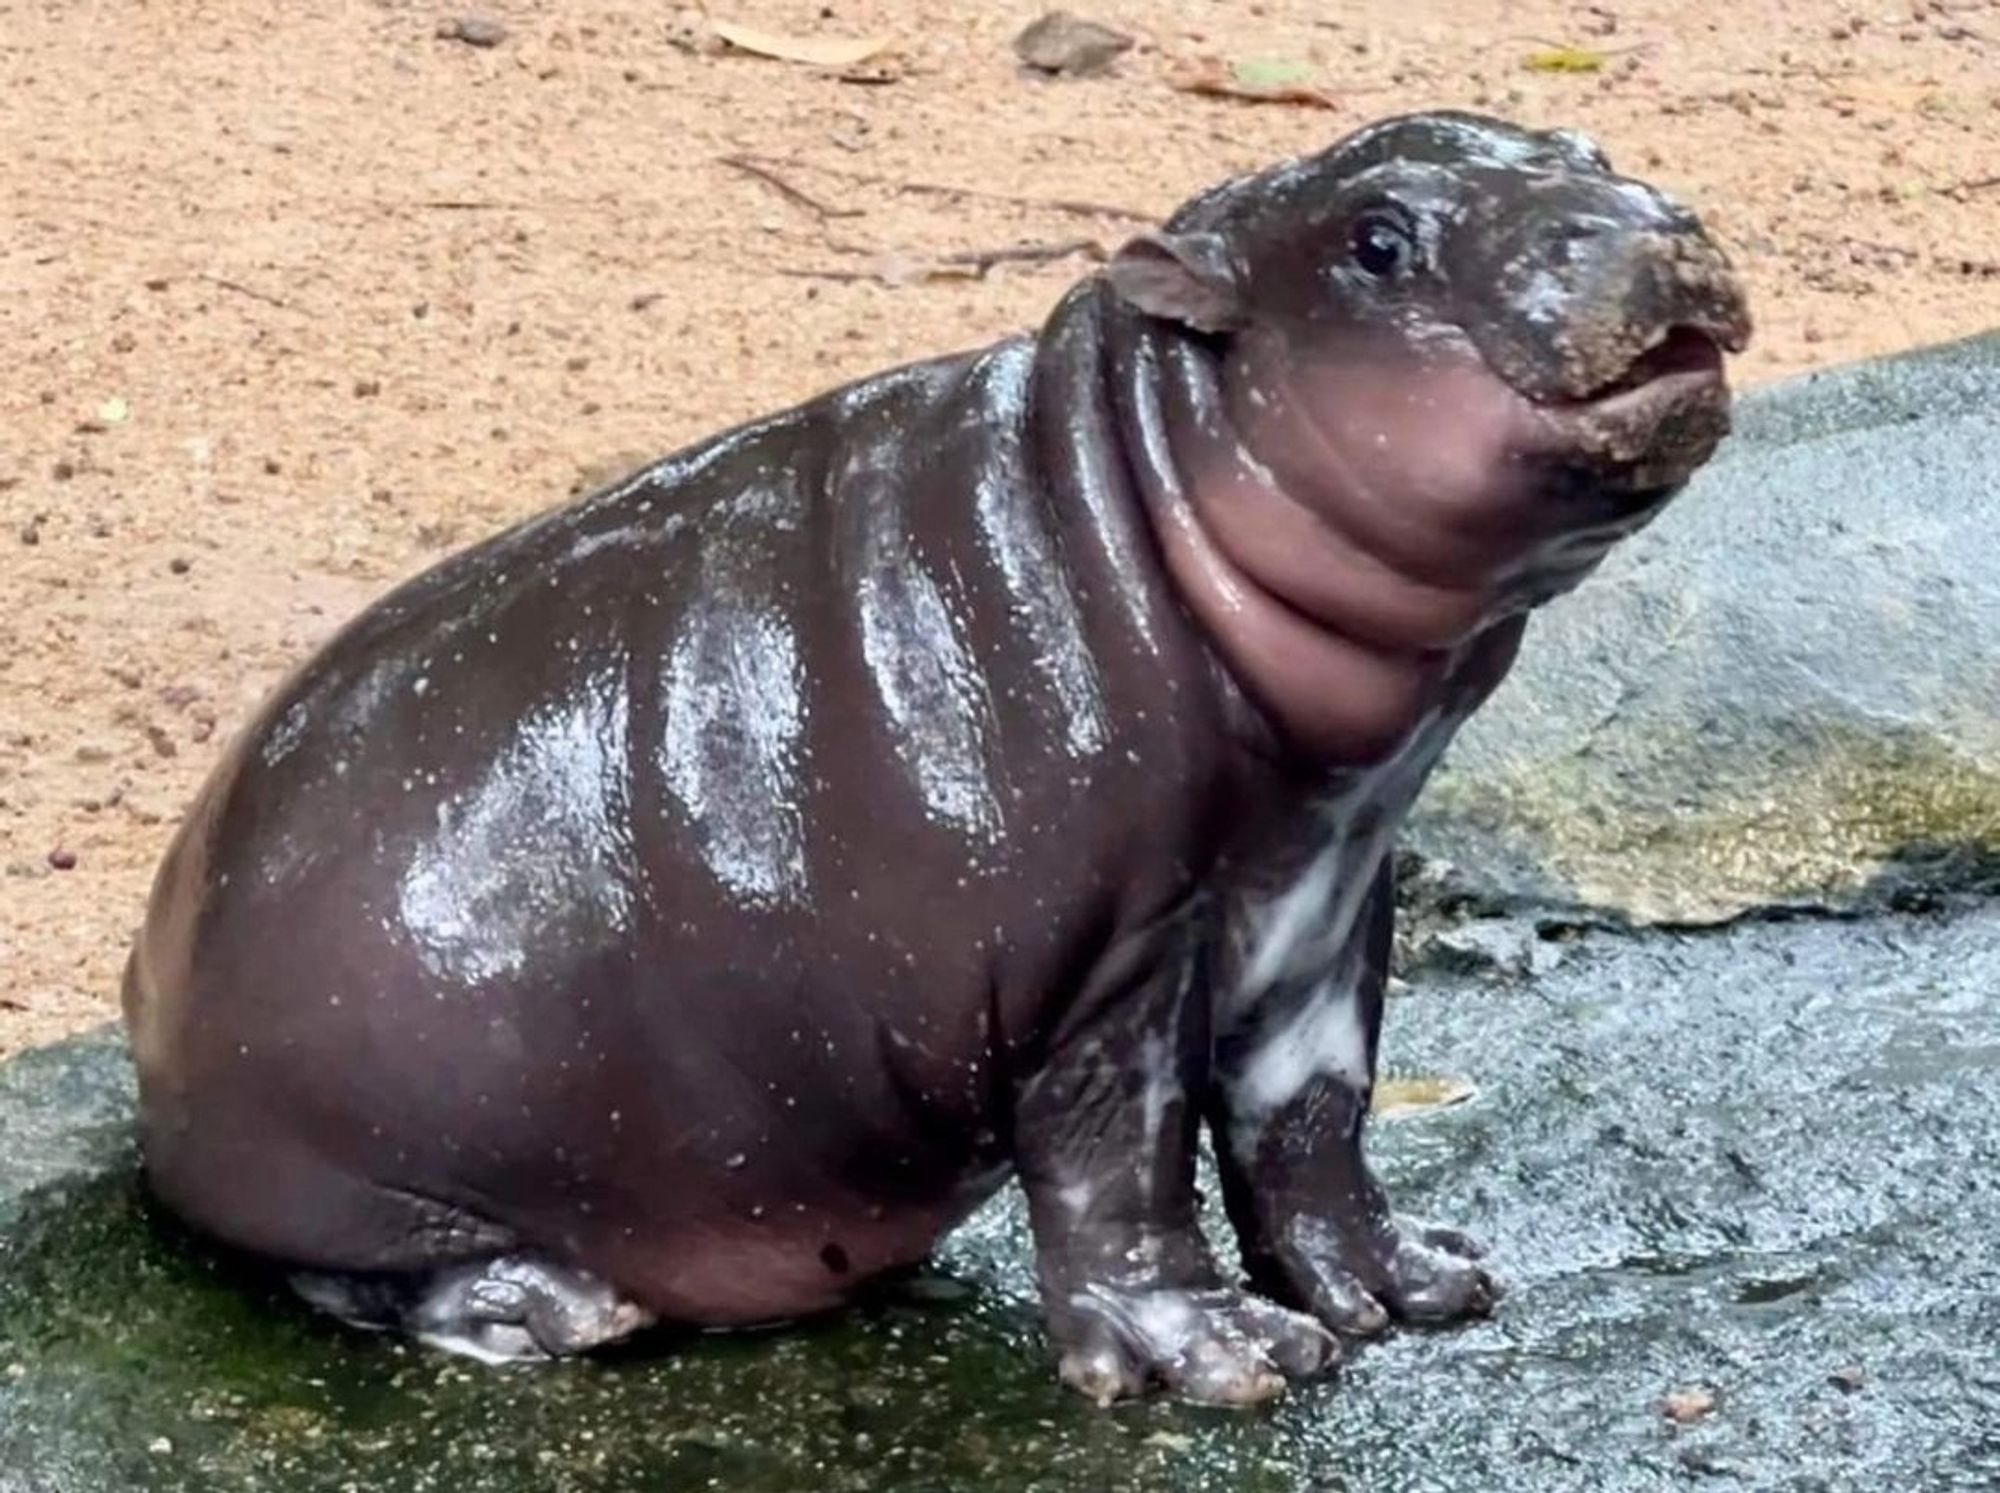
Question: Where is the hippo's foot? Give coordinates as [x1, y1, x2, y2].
[291, 1255, 656, 1365]
[1049, 1280, 1340, 1407]
[1251, 1217, 1499, 1339]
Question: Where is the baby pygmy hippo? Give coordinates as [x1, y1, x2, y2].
[123, 111, 1750, 1406]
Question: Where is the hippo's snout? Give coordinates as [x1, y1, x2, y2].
[1542, 227, 1750, 402]
[1469, 184, 1752, 408]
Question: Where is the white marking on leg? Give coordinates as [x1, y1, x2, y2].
[1228, 705, 1467, 1024]
[1136, 1031, 1177, 1195]
[1230, 971, 1369, 1120]
[1236, 845, 1343, 1002]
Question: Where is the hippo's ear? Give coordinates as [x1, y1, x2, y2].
[1105, 231, 1247, 333]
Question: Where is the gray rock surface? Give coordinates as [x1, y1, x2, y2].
[1409, 329, 2000, 925]
[5, 900, 1996, 1492]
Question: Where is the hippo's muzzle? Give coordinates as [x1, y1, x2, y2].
[1457, 174, 1753, 492]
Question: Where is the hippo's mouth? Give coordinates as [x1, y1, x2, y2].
[1577, 324, 1728, 401]
[1527, 322, 1739, 491]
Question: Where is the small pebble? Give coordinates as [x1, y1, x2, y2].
[148, 1437, 173, 1456]
[438, 15, 508, 47]
[1829, 1365, 1867, 1393]
[169, 556, 191, 574]
[47, 848, 77, 871]
[353, 377, 382, 398]
[1013, 10, 1134, 75]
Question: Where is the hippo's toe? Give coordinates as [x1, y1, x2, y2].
[1050, 1282, 1341, 1407]
[292, 1255, 656, 1366]
[1253, 1217, 1501, 1337]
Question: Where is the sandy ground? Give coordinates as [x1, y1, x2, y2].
[1, 0, 1995, 1058]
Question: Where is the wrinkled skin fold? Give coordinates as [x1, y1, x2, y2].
[121, 110, 1750, 1406]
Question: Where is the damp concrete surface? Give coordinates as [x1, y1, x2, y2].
[2, 900, 1995, 1492]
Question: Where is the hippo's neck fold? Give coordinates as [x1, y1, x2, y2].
[1077, 295, 1517, 769]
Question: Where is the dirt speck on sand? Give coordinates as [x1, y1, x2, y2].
[1, 1, 1995, 1057]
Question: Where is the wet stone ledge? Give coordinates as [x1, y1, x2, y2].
[4, 899, 1996, 1492]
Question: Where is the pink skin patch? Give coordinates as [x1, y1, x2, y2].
[1141, 319, 1730, 764]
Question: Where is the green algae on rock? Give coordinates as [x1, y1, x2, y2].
[1418, 728, 2000, 926]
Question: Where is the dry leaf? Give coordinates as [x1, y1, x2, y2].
[1523, 44, 1607, 72]
[1373, 1074, 1477, 1120]
[1232, 57, 1316, 90]
[1166, 55, 1337, 109]
[711, 19, 889, 70]
[1660, 1386, 1718, 1424]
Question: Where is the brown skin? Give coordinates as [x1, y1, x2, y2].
[122, 111, 1749, 1405]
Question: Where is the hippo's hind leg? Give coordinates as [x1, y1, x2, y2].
[291, 1257, 656, 1365]
[1013, 912, 1339, 1407]
[1210, 860, 1497, 1339]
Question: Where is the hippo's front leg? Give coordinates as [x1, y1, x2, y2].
[1211, 862, 1498, 1338]
[1012, 916, 1338, 1406]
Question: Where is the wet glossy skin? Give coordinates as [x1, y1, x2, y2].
[122, 111, 1750, 1404]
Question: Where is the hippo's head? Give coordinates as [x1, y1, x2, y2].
[1104, 111, 1752, 637]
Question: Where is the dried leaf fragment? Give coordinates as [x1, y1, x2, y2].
[1523, 44, 1607, 72]
[1661, 1385, 1718, 1424]
[1373, 1074, 1477, 1120]
[710, 19, 889, 70]
[1165, 56, 1337, 109]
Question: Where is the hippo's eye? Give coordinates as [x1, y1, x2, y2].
[1349, 210, 1420, 279]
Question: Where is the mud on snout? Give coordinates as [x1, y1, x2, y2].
[1460, 167, 1754, 489]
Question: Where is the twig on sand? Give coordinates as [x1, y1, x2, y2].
[719, 153, 865, 220]
[937, 237, 1108, 274]
[728, 152, 1153, 224]
[777, 237, 1107, 287]
[196, 272, 296, 311]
